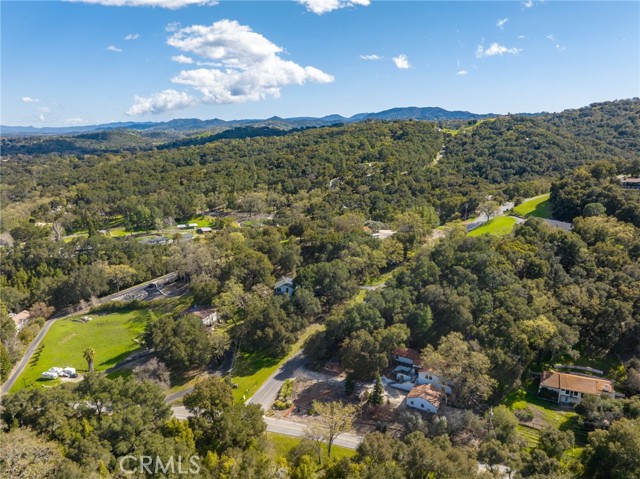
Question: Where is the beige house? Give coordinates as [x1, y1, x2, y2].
[539, 371, 615, 405]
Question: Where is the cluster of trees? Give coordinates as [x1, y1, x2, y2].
[2, 372, 639, 478]
[145, 314, 229, 372]
[550, 161, 640, 227]
[0, 234, 168, 312]
[308, 215, 640, 402]
[0, 374, 281, 478]
[0, 301, 54, 381]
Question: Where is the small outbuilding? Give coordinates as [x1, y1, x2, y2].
[392, 348, 422, 369]
[274, 276, 294, 297]
[406, 384, 444, 413]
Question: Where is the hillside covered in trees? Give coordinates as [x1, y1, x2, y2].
[1, 99, 639, 479]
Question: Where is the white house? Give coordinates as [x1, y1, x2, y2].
[539, 371, 616, 405]
[416, 368, 452, 395]
[189, 307, 218, 327]
[406, 384, 444, 413]
[274, 276, 294, 297]
[392, 348, 422, 369]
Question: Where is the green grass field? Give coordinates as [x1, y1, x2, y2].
[183, 216, 213, 227]
[232, 323, 324, 402]
[11, 309, 150, 392]
[267, 432, 356, 460]
[512, 194, 552, 218]
[467, 216, 517, 237]
[504, 387, 588, 446]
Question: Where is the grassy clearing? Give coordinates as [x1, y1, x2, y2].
[512, 194, 552, 218]
[232, 323, 324, 402]
[517, 424, 541, 447]
[267, 432, 356, 460]
[183, 216, 213, 227]
[504, 387, 588, 446]
[12, 309, 150, 392]
[467, 216, 517, 237]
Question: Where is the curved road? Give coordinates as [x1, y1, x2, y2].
[0, 272, 177, 396]
[170, 351, 364, 450]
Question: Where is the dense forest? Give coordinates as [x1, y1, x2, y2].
[1, 99, 639, 479]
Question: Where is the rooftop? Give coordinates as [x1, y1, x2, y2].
[407, 384, 444, 408]
[275, 276, 294, 289]
[394, 347, 421, 363]
[540, 371, 615, 396]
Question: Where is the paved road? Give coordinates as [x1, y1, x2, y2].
[0, 272, 177, 397]
[246, 352, 306, 408]
[171, 406, 363, 450]
[541, 218, 573, 231]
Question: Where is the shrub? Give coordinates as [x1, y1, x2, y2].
[515, 407, 535, 422]
[273, 379, 295, 410]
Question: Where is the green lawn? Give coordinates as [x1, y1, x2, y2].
[232, 323, 324, 402]
[11, 309, 150, 392]
[467, 216, 517, 237]
[504, 387, 588, 446]
[267, 432, 356, 460]
[183, 216, 213, 227]
[517, 424, 541, 448]
[512, 193, 552, 218]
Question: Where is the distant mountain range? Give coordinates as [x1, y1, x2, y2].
[1, 106, 498, 136]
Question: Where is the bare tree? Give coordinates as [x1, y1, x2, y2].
[52, 221, 64, 242]
[310, 401, 357, 457]
[133, 357, 171, 388]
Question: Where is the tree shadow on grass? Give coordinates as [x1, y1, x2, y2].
[98, 348, 142, 369]
[559, 415, 589, 446]
[529, 200, 552, 218]
[234, 353, 280, 378]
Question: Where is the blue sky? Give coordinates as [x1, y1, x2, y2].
[2, 1, 638, 126]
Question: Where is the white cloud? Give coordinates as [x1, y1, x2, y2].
[518, 35, 528, 39]
[166, 22, 181, 32]
[124, 33, 140, 40]
[476, 43, 522, 58]
[106, 45, 123, 52]
[298, 0, 369, 15]
[456, 70, 468, 76]
[497, 18, 508, 29]
[546, 34, 555, 41]
[360, 54, 382, 61]
[163, 20, 334, 105]
[127, 89, 196, 115]
[172, 54, 194, 64]
[67, 0, 217, 9]
[392, 54, 410, 69]
[522, 0, 534, 8]
[37, 107, 51, 122]
[21, 96, 40, 103]
[64, 118, 87, 125]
